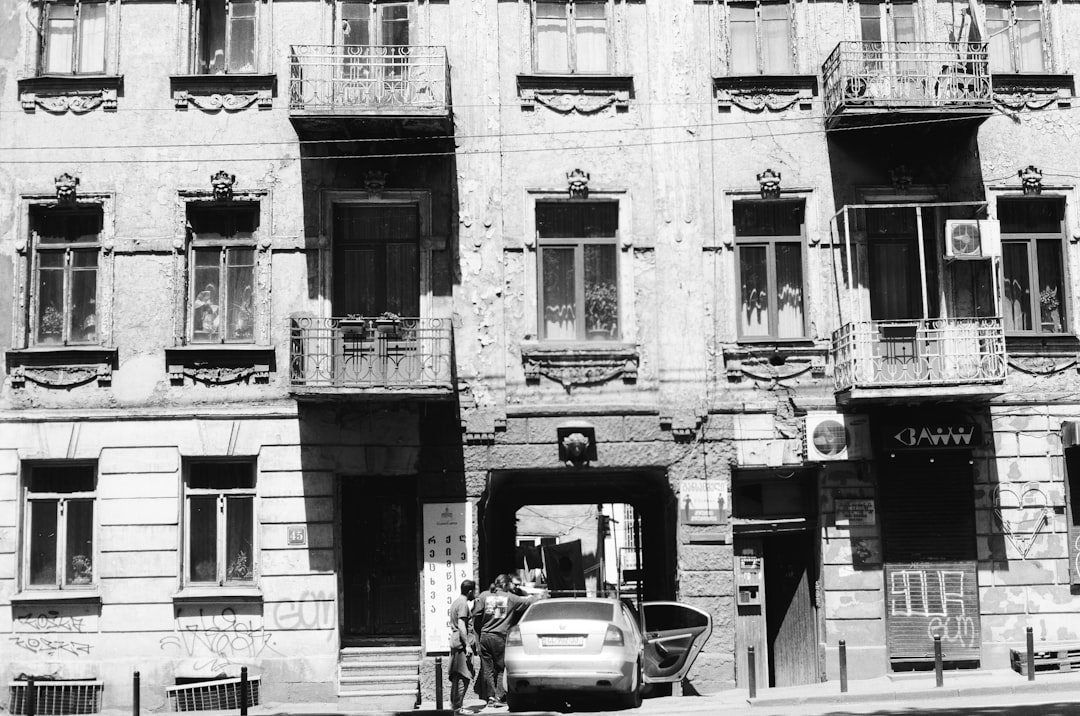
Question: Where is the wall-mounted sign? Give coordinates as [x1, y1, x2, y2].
[887, 424, 981, 449]
[286, 525, 307, 546]
[835, 499, 876, 526]
[680, 479, 729, 526]
[422, 502, 473, 654]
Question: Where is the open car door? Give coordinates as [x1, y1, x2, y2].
[640, 601, 713, 683]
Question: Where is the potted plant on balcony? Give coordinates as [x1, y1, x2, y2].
[339, 314, 368, 340]
[375, 311, 402, 339]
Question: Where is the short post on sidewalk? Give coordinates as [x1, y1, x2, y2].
[933, 635, 943, 688]
[133, 671, 140, 716]
[239, 667, 248, 716]
[435, 656, 444, 711]
[747, 645, 757, 700]
[26, 677, 36, 716]
[1026, 626, 1035, 682]
[839, 639, 848, 693]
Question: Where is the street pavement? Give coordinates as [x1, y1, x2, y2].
[143, 669, 1080, 716]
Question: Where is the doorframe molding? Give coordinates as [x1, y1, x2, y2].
[318, 189, 435, 320]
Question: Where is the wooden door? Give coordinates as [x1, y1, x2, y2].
[766, 532, 819, 687]
[332, 204, 419, 318]
[734, 538, 768, 688]
[342, 478, 419, 642]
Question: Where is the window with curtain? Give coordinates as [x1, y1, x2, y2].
[31, 207, 101, 347]
[25, 464, 96, 589]
[1000, 197, 1067, 334]
[187, 205, 259, 343]
[534, 0, 609, 74]
[986, 1, 1045, 73]
[195, 0, 256, 74]
[858, 0, 916, 42]
[734, 199, 806, 339]
[186, 462, 256, 586]
[537, 201, 620, 341]
[332, 204, 420, 317]
[40, 0, 107, 75]
[729, 1, 792, 75]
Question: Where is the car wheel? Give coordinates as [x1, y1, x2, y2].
[619, 660, 643, 709]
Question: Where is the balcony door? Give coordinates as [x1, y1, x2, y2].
[337, 1, 413, 99]
[858, 0, 918, 89]
[332, 203, 419, 318]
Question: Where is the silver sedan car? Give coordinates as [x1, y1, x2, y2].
[504, 597, 712, 711]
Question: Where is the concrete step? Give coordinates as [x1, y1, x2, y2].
[340, 674, 419, 685]
[336, 691, 418, 712]
[340, 658, 421, 668]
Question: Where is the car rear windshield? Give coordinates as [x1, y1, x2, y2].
[522, 602, 614, 622]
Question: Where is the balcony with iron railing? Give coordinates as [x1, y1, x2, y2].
[831, 317, 1007, 402]
[288, 316, 454, 399]
[288, 45, 450, 133]
[822, 41, 992, 127]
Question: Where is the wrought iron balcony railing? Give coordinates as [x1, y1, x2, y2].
[289, 45, 449, 115]
[831, 317, 1006, 393]
[822, 41, 991, 117]
[289, 316, 453, 395]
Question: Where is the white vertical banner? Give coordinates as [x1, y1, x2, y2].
[421, 501, 473, 654]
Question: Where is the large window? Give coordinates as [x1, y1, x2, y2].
[24, 465, 96, 590]
[187, 205, 258, 343]
[194, 0, 256, 74]
[534, 0, 609, 74]
[1000, 197, 1067, 334]
[730, 1, 792, 74]
[39, 0, 107, 75]
[30, 207, 101, 346]
[185, 462, 256, 586]
[987, 1, 1045, 73]
[332, 204, 420, 317]
[537, 202, 619, 341]
[734, 200, 806, 339]
[858, 0, 916, 43]
[339, 0, 412, 45]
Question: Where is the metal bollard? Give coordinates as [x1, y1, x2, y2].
[240, 667, 248, 716]
[26, 678, 36, 716]
[1026, 626, 1036, 682]
[933, 635, 944, 688]
[747, 646, 757, 700]
[133, 672, 140, 716]
[839, 640, 848, 693]
[435, 657, 444, 711]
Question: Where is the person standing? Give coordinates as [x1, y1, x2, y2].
[472, 574, 538, 709]
[448, 579, 476, 714]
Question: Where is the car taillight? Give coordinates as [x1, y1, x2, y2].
[507, 626, 522, 646]
[603, 625, 624, 646]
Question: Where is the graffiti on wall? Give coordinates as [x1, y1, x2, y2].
[10, 637, 92, 656]
[885, 562, 980, 661]
[15, 611, 86, 633]
[994, 483, 1052, 559]
[267, 590, 336, 633]
[160, 607, 280, 673]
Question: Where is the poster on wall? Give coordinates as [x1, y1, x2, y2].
[422, 502, 473, 654]
[680, 479, 729, 525]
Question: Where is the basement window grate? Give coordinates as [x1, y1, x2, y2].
[166, 677, 260, 712]
[8, 680, 103, 715]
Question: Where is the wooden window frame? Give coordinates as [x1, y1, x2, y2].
[985, 0, 1048, 74]
[186, 204, 259, 345]
[30, 206, 103, 348]
[532, 0, 612, 75]
[733, 199, 808, 341]
[22, 464, 98, 591]
[999, 196, 1069, 336]
[728, 0, 794, 75]
[857, 0, 919, 43]
[184, 461, 257, 588]
[38, 0, 109, 76]
[191, 0, 258, 75]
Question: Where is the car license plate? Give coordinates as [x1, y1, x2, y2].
[540, 635, 584, 647]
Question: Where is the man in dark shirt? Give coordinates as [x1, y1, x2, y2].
[448, 579, 476, 714]
[472, 574, 538, 708]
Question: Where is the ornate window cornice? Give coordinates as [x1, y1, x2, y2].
[6, 347, 118, 389]
[992, 73, 1074, 111]
[517, 74, 634, 114]
[713, 75, 817, 113]
[18, 75, 123, 114]
[521, 342, 639, 389]
[170, 73, 276, 112]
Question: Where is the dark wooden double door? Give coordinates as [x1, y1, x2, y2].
[342, 478, 419, 644]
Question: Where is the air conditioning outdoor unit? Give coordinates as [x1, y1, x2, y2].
[944, 219, 1001, 260]
[804, 413, 872, 462]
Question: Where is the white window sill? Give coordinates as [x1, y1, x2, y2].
[12, 588, 101, 604]
[172, 586, 263, 602]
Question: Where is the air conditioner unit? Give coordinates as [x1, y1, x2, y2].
[804, 413, 872, 462]
[944, 219, 1001, 260]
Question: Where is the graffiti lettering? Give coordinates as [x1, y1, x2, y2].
[889, 570, 966, 617]
[927, 616, 978, 648]
[16, 611, 85, 632]
[892, 426, 975, 448]
[267, 590, 335, 631]
[11, 636, 91, 656]
[159, 607, 280, 672]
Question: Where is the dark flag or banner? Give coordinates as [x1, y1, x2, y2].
[542, 539, 586, 595]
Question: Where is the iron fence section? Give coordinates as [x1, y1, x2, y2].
[823, 41, 991, 116]
[289, 316, 453, 391]
[289, 45, 448, 113]
[831, 317, 1006, 392]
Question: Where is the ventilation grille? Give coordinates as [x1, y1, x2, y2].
[166, 677, 260, 712]
[8, 680, 103, 715]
